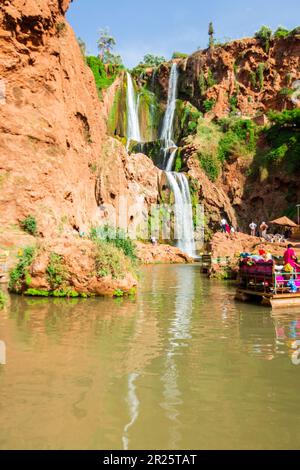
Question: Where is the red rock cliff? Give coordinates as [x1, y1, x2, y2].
[0, 0, 159, 237]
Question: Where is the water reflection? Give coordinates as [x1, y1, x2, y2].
[122, 372, 140, 450]
[273, 314, 300, 365]
[1, 266, 300, 450]
[161, 266, 195, 449]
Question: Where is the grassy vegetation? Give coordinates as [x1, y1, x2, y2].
[193, 119, 222, 181]
[94, 241, 134, 279]
[192, 117, 258, 181]
[176, 101, 202, 139]
[90, 225, 138, 281]
[90, 225, 137, 262]
[172, 52, 189, 59]
[218, 118, 257, 161]
[86, 56, 122, 98]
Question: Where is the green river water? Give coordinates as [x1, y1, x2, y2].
[0, 264, 300, 450]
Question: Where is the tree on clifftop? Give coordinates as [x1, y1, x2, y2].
[255, 26, 272, 53]
[208, 22, 215, 49]
[142, 54, 166, 67]
[97, 28, 122, 65]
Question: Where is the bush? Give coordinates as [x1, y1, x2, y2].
[255, 26, 272, 52]
[46, 253, 69, 290]
[9, 247, 35, 293]
[267, 109, 300, 127]
[56, 22, 67, 36]
[203, 99, 215, 113]
[279, 87, 294, 97]
[90, 225, 137, 262]
[274, 27, 290, 39]
[20, 215, 37, 236]
[267, 144, 289, 163]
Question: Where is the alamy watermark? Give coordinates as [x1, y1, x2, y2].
[0, 79, 6, 105]
[0, 340, 6, 365]
[95, 198, 205, 246]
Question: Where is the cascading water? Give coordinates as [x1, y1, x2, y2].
[165, 172, 195, 256]
[161, 63, 178, 148]
[124, 65, 195, 256]
[126, 72, 141, 150]
[160, 63, 196, 257]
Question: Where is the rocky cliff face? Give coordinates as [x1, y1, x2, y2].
[0, 0, 160, 238]
[148, 36, 300, 230]
[168, 36, 299, 118]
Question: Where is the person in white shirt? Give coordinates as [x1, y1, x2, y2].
[249, 222, 257, 237]
[220, 218, 227, 233]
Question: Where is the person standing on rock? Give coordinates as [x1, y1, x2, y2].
[249, 221, 257, 237]
[260, 221, 268, 239]
[220, 218, 227, 233]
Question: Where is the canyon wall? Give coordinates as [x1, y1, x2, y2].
[0, 0, 159, 239]
[154, 36, 300, 118]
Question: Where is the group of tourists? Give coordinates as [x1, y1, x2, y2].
[220, 217, 292, 243]
[220, 218, 236, 235]
[249, 221, 269, 238]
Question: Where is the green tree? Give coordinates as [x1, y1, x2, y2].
[97, 28, 122, 65]
[208, 22, 215, 49]
[142, 54, 166, 67]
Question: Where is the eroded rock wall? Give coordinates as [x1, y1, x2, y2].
[0, 0, 160, 238]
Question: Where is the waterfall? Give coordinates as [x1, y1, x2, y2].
[126, 72, 141, 149]
[165, 173, 195, 256]
[160, 63, 196, 257]
[165, 148, 177, 172]
[160, 63, 178, 148]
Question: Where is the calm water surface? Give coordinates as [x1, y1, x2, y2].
[0, 265, 300, 450]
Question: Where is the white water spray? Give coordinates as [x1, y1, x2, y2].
[161, 64, 196, 257]
[160, 63, 178, 148]
[165, 172, 195, 256]
[126, 72, 141, 149]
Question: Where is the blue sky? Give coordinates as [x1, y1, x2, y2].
[67, 0, 300, 68]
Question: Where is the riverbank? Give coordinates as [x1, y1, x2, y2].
[205, 232, 298, 278]
[0, 227, 192, 297]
